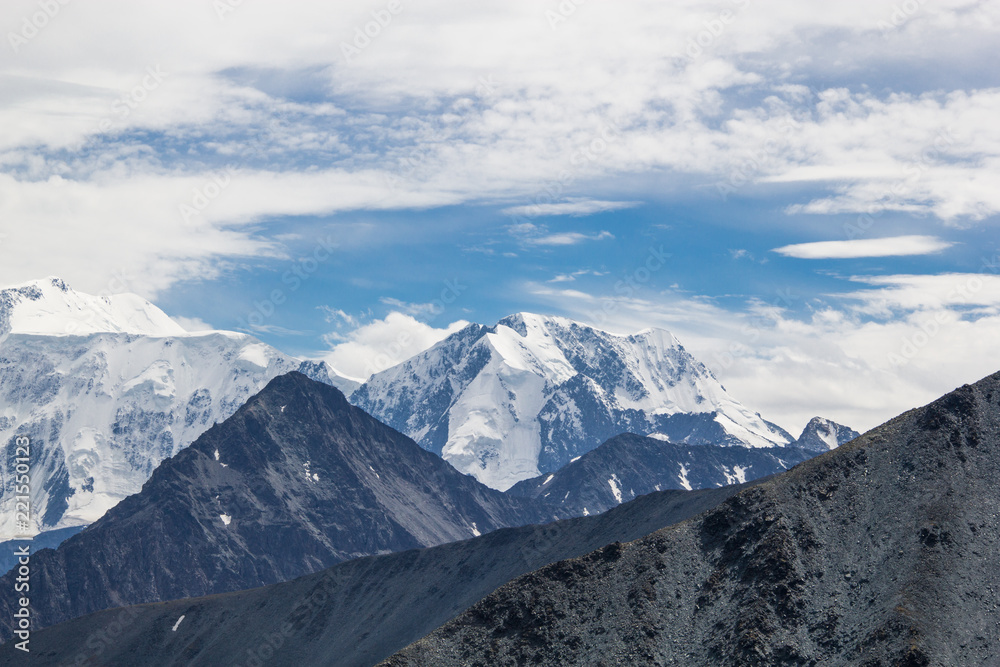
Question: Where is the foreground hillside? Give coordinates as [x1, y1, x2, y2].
[385, 371, 1000, 665]
[0, 483, 753, 666]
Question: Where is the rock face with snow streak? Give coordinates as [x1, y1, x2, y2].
[0, 277, 355, 539]
[353, 313, 793, 490]
[794, 416, 860, 452]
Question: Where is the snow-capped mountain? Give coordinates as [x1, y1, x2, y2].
[794, 416, 860, 452]
[0, 277, 356, 539]
[353, 313, 793, 490]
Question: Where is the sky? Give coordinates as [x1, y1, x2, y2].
[1, 0, 999, 435]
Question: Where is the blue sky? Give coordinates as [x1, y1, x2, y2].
[1, 0, 999, 433]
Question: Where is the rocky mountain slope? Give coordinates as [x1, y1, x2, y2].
[353, 313, 794, 490]
[5, 482, 760, 666]
[0, 277, 356, 539]
[0, 372, 558, 640]
[507, 433, 815, 515]
[795, 416, 860, 452]
[385, 371, 1000, 666]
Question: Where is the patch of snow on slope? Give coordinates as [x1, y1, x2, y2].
[121, 360, 176, 403]
[813, 418, 841, 450]
[678, 463, 693, 491]
[607, 474, 623, 504]
[714, 411, 791, 449]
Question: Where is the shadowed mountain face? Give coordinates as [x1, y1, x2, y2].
[0, 372, 561, 640]
[384, 372, 1000, 666]
[507, 433, 815, 515]
[0, 483, 758, 667]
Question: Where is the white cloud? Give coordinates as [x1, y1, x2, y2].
[525, 231, 615, 246]
[548, 269, 609, 283]
[839, 273, 1000, 315]
[378, 297, 453, 318]
[0, 0, 998, 294]
[772, 235, 954, 259]
[170, 316, 214, 332]
[322, 312, 468, 379]
[501, 199, 640, 218]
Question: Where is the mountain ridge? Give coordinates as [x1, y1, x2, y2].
[3, 478, 762, 666]
[507, 433, 815, 515]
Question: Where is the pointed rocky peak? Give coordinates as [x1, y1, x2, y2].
[795, 416, 860, 452]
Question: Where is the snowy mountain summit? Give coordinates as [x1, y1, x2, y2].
[0, 277, 353, 539]
[353, 313, 793, 490]
[0, 276, 185, 338]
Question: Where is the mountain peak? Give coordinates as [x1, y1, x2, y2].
[795, 416, 860, 452]
[356, 312, 793, 490]
[496, 312, 575, 335]
[495, 312, 682, 349]
[0, 276, 186, 337]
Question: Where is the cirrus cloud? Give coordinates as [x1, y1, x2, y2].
[772, 235, 954, 259]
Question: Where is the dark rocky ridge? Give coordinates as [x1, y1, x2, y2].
[0, 482, 758, 666]
[508, 433, 815, 514]
[384, 371, 1000, 666]
[0, 372, 561, 640]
